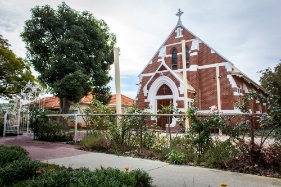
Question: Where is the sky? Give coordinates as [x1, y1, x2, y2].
[1, 0, 280, 99]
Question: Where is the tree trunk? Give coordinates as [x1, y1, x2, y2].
[60, 97, 71, 130]
[60, 97, 71, 114]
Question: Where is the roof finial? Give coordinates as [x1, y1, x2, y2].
[176, 9, 184, 25]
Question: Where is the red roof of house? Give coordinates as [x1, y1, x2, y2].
[35, 94, 134, 109]
[45, 96, 60, 108]
[108, 94, 134, 106]
[33, 96, 60, 109]
[80, 94, 93, 104]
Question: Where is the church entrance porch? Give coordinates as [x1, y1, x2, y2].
[157, 99, 172, 129]
[145, 77, 180, 130]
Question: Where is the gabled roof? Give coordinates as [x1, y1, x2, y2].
[231, 68, 266, 93]
[139, 22, 232, 77]
[139, 19, 264, 93]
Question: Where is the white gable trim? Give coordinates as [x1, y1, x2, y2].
[165, 39, 194, 48]
[143, 61, 165, 96]
[140, 62, 233, 77]
[142, 59, 184, 97]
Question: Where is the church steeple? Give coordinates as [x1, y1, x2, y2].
[176, 9, 184, 26]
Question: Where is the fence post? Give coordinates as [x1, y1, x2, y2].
[218, 112, 223, 136]
[139, 116, 144, 152]
[3, 113, 7, 137]
[27, 112, 30, 133]
[17, 109, 20, 135]
[74, 114, 78, 143]
[250, 115, 255, 145]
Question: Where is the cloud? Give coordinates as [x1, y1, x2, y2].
[0, 0, 280, 98]
[0, 2, 21, 32]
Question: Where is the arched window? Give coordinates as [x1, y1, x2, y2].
[186, 47, 189, 66]
[172, 48, 177, 70]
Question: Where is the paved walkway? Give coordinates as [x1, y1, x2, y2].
[1, 136, 281, 187]
[0, 135, 88, 160]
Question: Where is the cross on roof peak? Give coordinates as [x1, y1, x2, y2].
[176, 9, 184, 25]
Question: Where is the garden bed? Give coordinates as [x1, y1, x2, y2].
[0, 145, 153, 186]
[79, 130, 281, 179]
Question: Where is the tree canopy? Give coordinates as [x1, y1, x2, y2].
[260, 62, 281, 123]
[0, 34, 35, 99]
[21, 3, 116, 113]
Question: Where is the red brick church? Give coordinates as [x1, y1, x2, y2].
[136, 9, 266, 129]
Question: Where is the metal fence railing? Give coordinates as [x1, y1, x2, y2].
[43, 113, 265, 144]
[45, 113, 188, 143]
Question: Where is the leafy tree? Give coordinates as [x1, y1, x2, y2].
[260, 62, 281, 142]
[186, 107, 223, 155]
[260, 62, 281, 123]
[0, 35, 35, 98]
[21, 3, 116, 114]
[225, 62, 281, 164]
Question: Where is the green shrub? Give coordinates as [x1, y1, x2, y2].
[0, 146, 28, 167]
[80, 131, 111, 151]
[31, 113, 73, 142]
[203, 140, 239, 168]
[262, 144, 281, 170]
[30, 108, 73, 142]
[167, 150, 186, 165]
[89, 167, 136, 186]
[18, 167, 152, 187]
[129, 169, 153, 187]
[34, 120, 73, 142]
[84, 99, 113, 130]
[187, 107, 224, 155]
[150, 133, 169, 153]
[17, 168, 76, 187]
[0, 159, 43, 185]
[80, 167, 152, 187]
[170, 135, 195, 152]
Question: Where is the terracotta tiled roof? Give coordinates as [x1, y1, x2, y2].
[108, 94, 134, 106]
[80, 94, 93, 104]
[34, 94, 134, 109]
[40, 96, 60, 109]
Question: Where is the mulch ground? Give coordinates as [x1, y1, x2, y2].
[0, 135, 89, 160]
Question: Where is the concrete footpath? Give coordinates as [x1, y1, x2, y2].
[46, 152, 281, 187]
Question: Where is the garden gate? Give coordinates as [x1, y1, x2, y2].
[1, 82, 45, 136]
